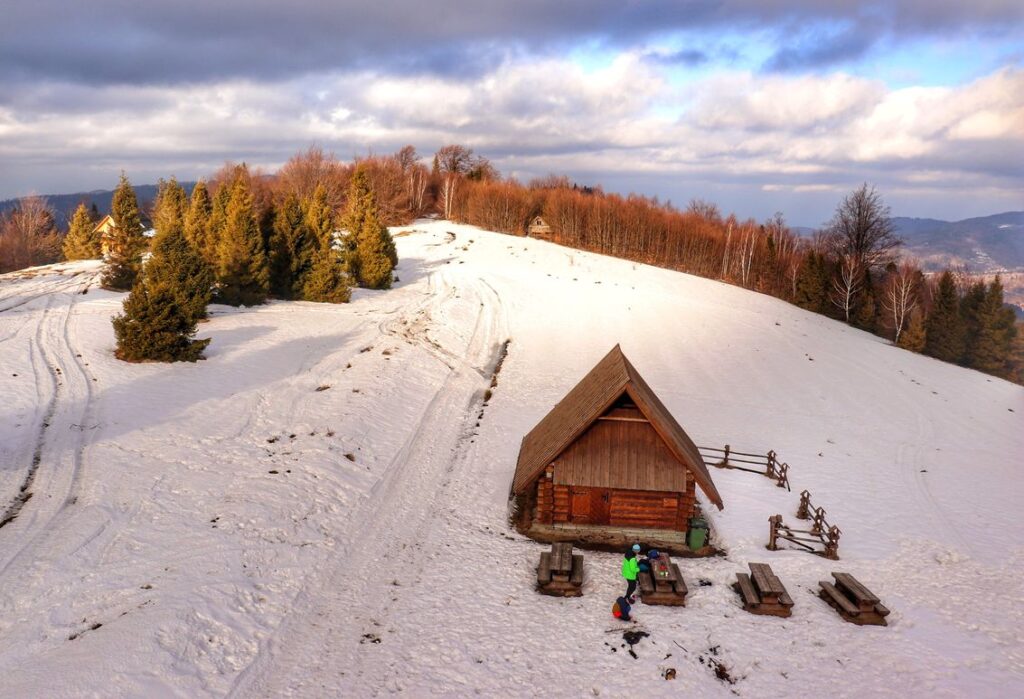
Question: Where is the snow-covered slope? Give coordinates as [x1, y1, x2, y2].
[0, 222, 1021, 698]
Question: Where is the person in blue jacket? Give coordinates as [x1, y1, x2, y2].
[612, 595, 633, 621]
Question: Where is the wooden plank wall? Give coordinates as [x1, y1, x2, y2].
[553, 410, 688, 492]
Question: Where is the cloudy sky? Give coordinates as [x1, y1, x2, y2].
[1, 1, 1022, 225]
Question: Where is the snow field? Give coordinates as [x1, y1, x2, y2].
[0, 222, 1021, 697]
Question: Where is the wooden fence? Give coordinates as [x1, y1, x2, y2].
[698, 445, 791, 491]
[767, 513, 841, 560]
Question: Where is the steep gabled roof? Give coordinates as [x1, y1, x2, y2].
[512, 344, 723, 509]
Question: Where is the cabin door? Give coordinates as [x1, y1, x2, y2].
[570, 487, 611, 525]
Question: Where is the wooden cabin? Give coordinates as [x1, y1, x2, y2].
[93, 215, 117, 257]
[96, 214, 154, 257]
[511, 345, 723, 553]
[527, 216, 552, 239]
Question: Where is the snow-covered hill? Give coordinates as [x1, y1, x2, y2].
[1, 222, 1021, 698]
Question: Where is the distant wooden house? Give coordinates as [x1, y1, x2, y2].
[527, 215, 552, 239]
[511, 345, 723, 553]
[95, 214, 154, 257]
[93, 215, 118, 257]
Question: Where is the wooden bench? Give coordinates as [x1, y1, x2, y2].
[732, 562, 793, 617]
[818, 572, 889, 626]
[537, 543, 584, 597]
[638, 554, 687, 606]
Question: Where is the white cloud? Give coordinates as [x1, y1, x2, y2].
[0, 58, 1021, 221]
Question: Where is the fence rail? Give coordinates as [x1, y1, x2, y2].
[767, 513, 841, 560]
[698, 444, 791, 491]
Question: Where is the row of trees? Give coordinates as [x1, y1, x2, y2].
[3, 143, 1018, 379]
[110, 160, 397, 362]
[447, 175, 1020, 383]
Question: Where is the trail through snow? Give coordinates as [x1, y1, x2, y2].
[0, 225, 1021, 698]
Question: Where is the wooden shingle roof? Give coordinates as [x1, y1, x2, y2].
[512, 344, 723, 509]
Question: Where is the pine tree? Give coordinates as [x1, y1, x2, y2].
[794, 251, 831, 315]
[215, 173, 270, 306]
[268, 193, 307, 298]
[184, 180, 214, 261]
[898, 308, 927, 352]
[959, 280, 987, 365]
[207, 183, 231, 263]
[62, 203, 101, 260]
[112, 280, 209, 362]
[302, 244, 352, 303]
[967, 277, 1017, 377]
[301, 184, 351, 302]
[153, 177, 189, 237]
[924, 270, 966, 363]
[101, 172, 146, 290]
[853, 270, 878, 332]
[342, 168, 397, 289]
[147, 217, 214, 321]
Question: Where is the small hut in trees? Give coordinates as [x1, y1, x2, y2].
[510, 345, 723, 553]
[93, 215, 117, 256]
[95, 214, 154, 257]
[527, 215, 552, 239]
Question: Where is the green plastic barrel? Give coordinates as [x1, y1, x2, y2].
[687, 517, 708, 550]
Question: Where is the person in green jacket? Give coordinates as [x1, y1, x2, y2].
[622, 543, 641, 601]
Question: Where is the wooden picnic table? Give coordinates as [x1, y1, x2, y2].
[638, 553, 688, 606]
[833, 572, 879, 611]
[537, 543, 584, 597]
[818, 571, 889, 626]
[549, 542, 573, 579]
[734, 562, 793, 617]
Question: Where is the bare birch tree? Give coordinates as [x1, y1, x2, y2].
[882, 261, 921, 344]
[830, 254, 863, 322]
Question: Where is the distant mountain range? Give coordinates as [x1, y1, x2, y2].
[0, 184, 197, 229]
[796, 212, 1024, 273]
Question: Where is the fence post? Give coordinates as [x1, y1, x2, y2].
[797, 490, 811, 519]
[825, 526, 841, 560]
[776, 462, 790, 490]
[722, 444, 730, 468]
[811, 506, 826, 535]
[767, 514, 780, 551]
[766, 450, 776, 478]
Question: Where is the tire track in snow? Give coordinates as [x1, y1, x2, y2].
[0, 269, 103, 577]
[229, 274, 508, 698]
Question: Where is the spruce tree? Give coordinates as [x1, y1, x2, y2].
[153, 177, 189, 237]
[101, 172, 146, 290]
[62, 203, 101, 260]
[967, 277, 1017, 377]
[147, 217, 214, 321]
[207, 183, 231, 263]
[898, 308, 927, 353]
[924, 270, 966, 363]
[112, 280, 209, 362]
[342, 168, 397, 289]
[268, 193, 306, 298]
[853, 270, 878, 332]
[302, 244, 352, 303]
[794, 251, 830, 315]
[215, 173, 270, 306]
[959, 280, 987, 364]
[301, 184, 351, 302]
[184, 180, 214, 261]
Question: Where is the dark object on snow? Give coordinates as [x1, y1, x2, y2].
[733, 562, 794, 617]
[537, 542, 583, 596]
[819, 572, 890, 626]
